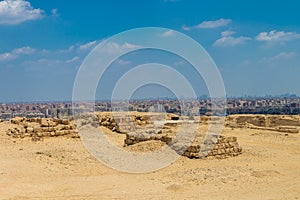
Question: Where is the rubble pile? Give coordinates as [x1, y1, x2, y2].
[124, 129, 172, 146]
[7, 117, 79, 140]
[97, 112, 155, 133]
[226, 115, 300, 133]
[178, 135, 242, 159]
[124, 122, 242, 159]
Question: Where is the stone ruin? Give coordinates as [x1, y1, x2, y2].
[74, 112, 241, 159]
[96, 112, 163, 133]
[6, 117, 79, 141]
[124, 129, 172, 146]
[5, 113, 243, 160]
[74, 112, 154, 132]
[226, 115, 300, 134]
[124, 123, 242, 160]
[72, 112, 182, 132]
[174, 134, 242, 159]
[94, 112, 243, 160]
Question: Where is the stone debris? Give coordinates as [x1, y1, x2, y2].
[7, 117, 79, 140]
[97, 112, 155, 133]
[5, 112, 243, 160]
[124, 129, 171, 146]
[123, 122, 242, 160]
[125, 131, 242, 159]
[226, 115, 300, 133]
[74, 113, 99, 128]
[176, 135, 242, 159]
[94, 112, 242, 159]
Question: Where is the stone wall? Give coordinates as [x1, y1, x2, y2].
[227, 115, 300, 127]
[226, 115, 300, 134]
[7, 117, 79, 140]
[180, 135, 242, 159]
[124, 123, 242, 160]
[97, 112, 155, 133]
[97, 113, 123, 133]
[124, 129, 172, 146]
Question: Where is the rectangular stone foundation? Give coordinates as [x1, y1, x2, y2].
[7, 117, 79, 140]
[124, 131, 242, 159]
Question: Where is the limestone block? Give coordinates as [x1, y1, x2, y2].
[26, 127, 34, 133]
[61, 119, 70, 125]
[40, 119, 49, 127]
[37, 132, 43, 137]
[212, 150, 218, 155]
[50, 132, 56, 136]
[217, 149, 223, 155]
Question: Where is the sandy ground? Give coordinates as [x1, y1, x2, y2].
[0, 120, 299, 200]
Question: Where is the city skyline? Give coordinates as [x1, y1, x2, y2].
[0, 0, 300, 102]
[1, 97, 300, 121]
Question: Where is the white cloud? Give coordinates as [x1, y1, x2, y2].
[183, 18, 232, 30]
[51, 8, 59, 16]
[0, 0, 44, 25]
[214, 36, 251, 47]
[272, 52, 296, 60]
[35, 58, 62, 65]
[58, 45, 75, 54]
[102, 42, 140, 54]
[12, 46, 35, 54]
[0, 52, 17, 61]
[66, 56, 80, 63]
[58, 40, 137, 55]
[0, 46, 36, 62]
[221, 30, 235, 37]
[197, 18, 232, 28]
[181, 24, 191, 31]
[22, 58, 64, 71]
[255, 30, 300, 42]
[262, 52, 297, 62]
[160, 30, 176, 37]
[78, 41, 97, 51]
[58, 41, 98, 53]
[214, 31, 251, 47]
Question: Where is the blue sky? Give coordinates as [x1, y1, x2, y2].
[0, 0, 300, 102]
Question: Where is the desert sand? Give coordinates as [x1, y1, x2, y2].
[0, 114, 299, 199]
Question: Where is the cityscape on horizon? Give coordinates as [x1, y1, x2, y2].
[1, 96, 300, 121]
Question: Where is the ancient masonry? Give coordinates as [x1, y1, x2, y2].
[97, 112, 155, 133]
[174, 135, 242, 159]
[5, 113, 243, 159]
[124, 129, 242, 159]
[7, 117, 79, 140]
[226, 115, 300, 134]
[97, 112, 242, 159]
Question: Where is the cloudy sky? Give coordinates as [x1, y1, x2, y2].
[0, 0, 300, 102]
